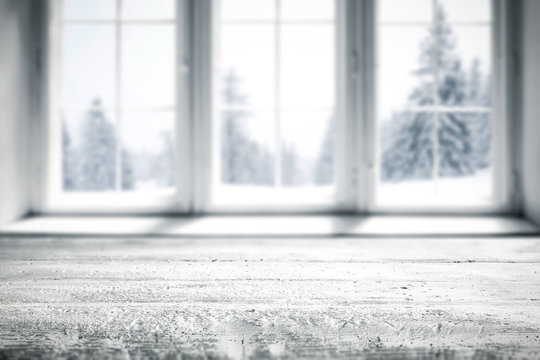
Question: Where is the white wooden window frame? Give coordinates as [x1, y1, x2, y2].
[39, 0, 191, 214]
[197, 0, 353, 213]
[35, 0, 516, 215]
[364, 0, 514, 214]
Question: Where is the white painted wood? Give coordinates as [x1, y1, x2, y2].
[192, 0, 213, 213]
[40, 0, 184, 214]
[175, 0, 193, 212]
[0, 0, 33, 226]
[521, 0, 540, 227]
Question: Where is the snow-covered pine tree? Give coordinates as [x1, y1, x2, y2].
[158, 132, 176, 187]
[221, 69, 274, 185]
[61, 119, 76, 190]
[381, 5, 491, 181]
[121, 149, 135, 190]
[78, 98, 116, 190]
[313, 115, 334, 185]
[281, 143, 304, 186]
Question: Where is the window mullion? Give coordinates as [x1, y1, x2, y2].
[175, 0, 192, 212]
[432, 0, 439, 197]
[353, 0, 373, 213]
[274, 0, 282, 188]
[115, 0, 123, 192]
[191, 0, 213, 213]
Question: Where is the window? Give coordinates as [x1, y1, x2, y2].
[375, 0, 497, 208]
[211, 0, 338, 207]
[48, 0, 180, 210]
[43, 0, 511, 213]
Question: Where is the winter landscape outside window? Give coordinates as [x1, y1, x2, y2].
[376, 0, 494, 206]
[49, 0, 504, 212]
[212, 0, 337, 206]
[60, 0, 177, 194]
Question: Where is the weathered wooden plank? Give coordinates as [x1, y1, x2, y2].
[0, 303, 539, 359]
[1, 262, 539, 305]
[0, 237, 539, 359]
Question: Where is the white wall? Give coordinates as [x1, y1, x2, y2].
[521, 0, 540, 227]
[0, 0, 32, 226]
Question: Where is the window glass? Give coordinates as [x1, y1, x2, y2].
[215, 0, 336, 204]
[280, 24, 335, 108]
[220, 0, 276, 21]
[281, 0, 334, 21]
[61, 107, 117, 192]
[59, 0, 178, 195]
[121, 25, 175, 108]
[62, 25, 116, 107]
[63, 0, 116, 20]
[376, 0, 493, 206]
[220, 25, 276, 108]
[121, 111, 176, 191]
[438, 0, 491, 23]
[378, 0, 433, 23]
[122, 0, 175, 20]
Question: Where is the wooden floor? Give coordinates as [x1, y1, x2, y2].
[0, 236, 539, 359]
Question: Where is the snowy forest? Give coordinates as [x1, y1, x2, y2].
[220, 69, 334, 187]
[62, 99, 175, 191]
[62, 5, 490, 191]
[62, 76, 333, 191]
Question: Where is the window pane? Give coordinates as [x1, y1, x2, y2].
[121, 112, 176, 191]
[220, 110, 276, 186]
[376, 0, 494, 207]
[438, 0, 491, 23]
[220, 0, 276, 21]
[438, 26, 492, 107]
[378, 26, 434, 118]
[378, 0, 433, 23]
[437, 112, 492, 200]
[281, 111, 334, 186]
[219, 25, 275, 108]
[281, 0, 334, 21]
[122, 0, 175, 20]
[378, 112, 435, 204]
[62, 107, 117, 192]
[281, 24, 335, 108]
[62, 25, 116, 108]
[215, 0, 336, 204]
[121, 25, 175, 108]
[63, 0, 116, 20]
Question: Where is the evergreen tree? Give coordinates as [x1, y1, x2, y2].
[313, 116, 334, 185]
[61, 119, 76, 190]
[281, 144, 304, 186]
[78, 98, 116, 190]
[381, 6, 492, 181]
[466, 59, 491, 170]
[121, 149, 135, 190]
[160, 132, 176, 187]
[382, 112, 434, 180]
[148, 132, 176, 188]
[221, 69, 274, 185]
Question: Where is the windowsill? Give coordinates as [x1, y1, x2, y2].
[0, 215, 538, 237]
